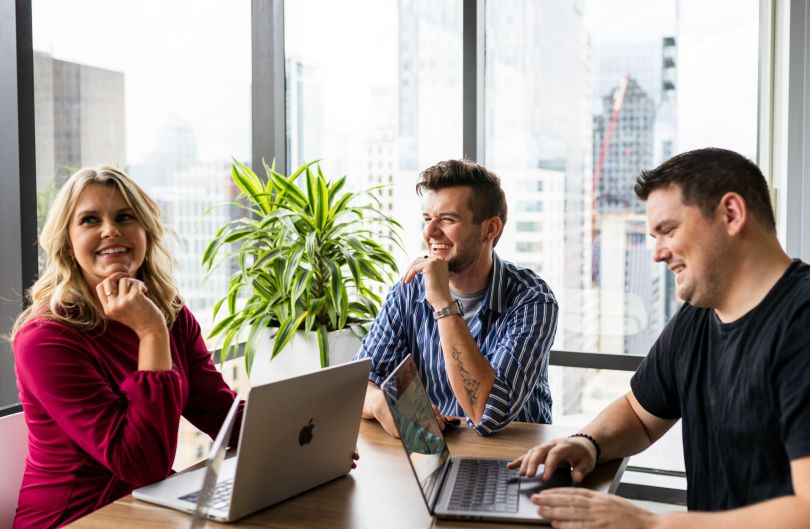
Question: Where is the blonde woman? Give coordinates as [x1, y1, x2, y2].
[11, 166, 241, 528]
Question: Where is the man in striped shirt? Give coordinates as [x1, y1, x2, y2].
[355, 160, 558, 437]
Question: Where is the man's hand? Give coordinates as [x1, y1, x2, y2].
[508, 436, 597, 483]
[402, 255, 452, 309]
[362, 382, 400, 438]
[532, 488, 657, 529]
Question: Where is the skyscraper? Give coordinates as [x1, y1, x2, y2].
[585, 0, 678, 355]
[286, 54, 324, 174]
[34, 51, 126, 189]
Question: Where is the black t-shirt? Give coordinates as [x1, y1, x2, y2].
[631, 259, 810, 511]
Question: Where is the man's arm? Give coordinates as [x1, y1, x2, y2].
[361, 381, 399, 437]
[531, 456, 810, 529]
[511, 391, 676, 482]
[401, 256, 496, 424]
[435, 312, 495, 423]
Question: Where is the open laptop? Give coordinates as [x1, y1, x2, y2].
[381, 355, 573, 524]
[133, 358, 371, 523]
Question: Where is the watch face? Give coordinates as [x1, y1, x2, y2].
[434, 300, 463, 320]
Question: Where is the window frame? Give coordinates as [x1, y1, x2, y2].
[2, 0, 806, 410]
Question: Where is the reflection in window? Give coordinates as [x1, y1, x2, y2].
[32, 0, 252, 469]
[32, 0, 251, 317]
[516, 201, 543, 213]
[516, 241, 543, 253]
[516, 221, 542, 232]
[487, 0, 757, 357]
[285, 0, 461, 274]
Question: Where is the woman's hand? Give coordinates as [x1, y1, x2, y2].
[96, 272, 166, 339]
[96, 272, 172, 371]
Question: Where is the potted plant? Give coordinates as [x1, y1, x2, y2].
[202, 159, 402, 376]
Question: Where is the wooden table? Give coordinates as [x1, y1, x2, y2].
[68, 420, 626, 528]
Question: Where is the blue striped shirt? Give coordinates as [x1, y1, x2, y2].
[355, 252, 558, 436]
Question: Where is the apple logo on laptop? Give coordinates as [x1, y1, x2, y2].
[299, 418, 315, 446]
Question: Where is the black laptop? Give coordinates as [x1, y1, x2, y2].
[381, 354, 573, 524]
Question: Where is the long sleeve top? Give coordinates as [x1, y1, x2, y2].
[12, 306, 239, 529]
[355, 252, 558, 435]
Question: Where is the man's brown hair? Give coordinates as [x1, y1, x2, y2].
[416, 159, 508, 245]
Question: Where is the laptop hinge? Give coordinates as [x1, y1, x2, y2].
[430, 458, 454, 514]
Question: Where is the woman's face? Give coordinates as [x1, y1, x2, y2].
[67, 183, 148, 290]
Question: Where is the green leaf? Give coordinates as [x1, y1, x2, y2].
[209, 313, 238, 338]
[338, 281, 349, 329]
[271, 311, 309, 359]
[268, 170, 308, 209]
[305, 165, 318, 217]
[317, 325, 329, 367]
[323, 259, 341, 314]
[230, 161, 261, 202]
[327, 175, 346, 206]
[283, 245, 305, 292]
[223, 229, 254, 244]
[344, 251, 361, 289]
[316, 168, 329, 230]
[244, 315, 271, 374]
[290, 270, 312, 313]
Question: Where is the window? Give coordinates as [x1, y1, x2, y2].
[29, 0, 252, 464]
[516, 221, 542, 232]
[484, 0, 758, 473]
[31, 0, 251, 320]
[516, 241, 543, 253]
[284, 0, 462, 272]
[0, 0, 773, 482]
[486, 0, 758, 358]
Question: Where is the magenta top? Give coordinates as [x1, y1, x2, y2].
[13, 306, 239, 529]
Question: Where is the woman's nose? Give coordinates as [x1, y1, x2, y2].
[100, 221, 121, 238]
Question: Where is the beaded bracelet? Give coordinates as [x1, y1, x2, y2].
[569, 433, 602, 462]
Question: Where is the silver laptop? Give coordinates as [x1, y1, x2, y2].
[381, 355, 573, 524]
[133, 358, 371, 523]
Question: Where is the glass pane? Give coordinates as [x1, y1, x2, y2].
[485, 0, 759, 355]
[284, 0, 463, 272]
[32, 0, 251, 319]
[550, 366, 684, 472]
[32, 0, 252, 467]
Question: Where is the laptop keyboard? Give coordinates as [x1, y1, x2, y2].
[447, 459, 520, 513]
[179, 478, 234, 511]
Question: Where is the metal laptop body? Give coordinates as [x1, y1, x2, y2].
[381, 354, 570, 524]
[133, 358, 371, 523]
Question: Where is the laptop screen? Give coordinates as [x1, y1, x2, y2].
[189, 396, 241, 528]
[381, 355, 450, 510]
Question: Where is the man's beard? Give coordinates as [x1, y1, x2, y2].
[447, 235, 483, 273]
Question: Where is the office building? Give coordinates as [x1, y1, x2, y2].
[33, 51, 125, 189]
[286, 54, 323, 174]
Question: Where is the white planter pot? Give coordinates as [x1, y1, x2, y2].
[249, 327, 362, 386]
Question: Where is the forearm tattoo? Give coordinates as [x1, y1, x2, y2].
[452, 348, 480, 408]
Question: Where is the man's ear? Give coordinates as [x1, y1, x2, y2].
[717, 192, 747, 236]
[483, 217, 503, 242]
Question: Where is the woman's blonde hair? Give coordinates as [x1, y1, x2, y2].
[12, 165, 182, 337]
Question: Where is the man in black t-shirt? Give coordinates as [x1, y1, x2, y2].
[508, 148, 810, 528]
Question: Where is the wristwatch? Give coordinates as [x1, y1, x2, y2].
[433, 299, 463, 320]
